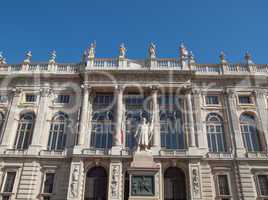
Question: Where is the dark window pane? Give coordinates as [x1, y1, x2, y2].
[3, 172, 16, 193]
[218, 175, 230, 195]
[258, 175, 268, 196]
[206, 96, 219, 105]
[43, 173, 55, 193]
[239, 96, 252, 104]
[25, 94, 37, 102]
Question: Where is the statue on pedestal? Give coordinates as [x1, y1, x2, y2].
[135, 117, 154, 151]
[88, 41, 96, 60]
[148, 42, 156, 59]
[119, 43, 126, 59]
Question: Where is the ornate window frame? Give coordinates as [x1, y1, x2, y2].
[213, 170, 233, 200]
[39, 166, 58, 200]
[252, 169, 268, 200]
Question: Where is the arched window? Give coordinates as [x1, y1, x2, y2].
[47, 112, 68, 151]
[91, 111, 113, 149]
[0, 112, 5, 140]
[240, 113, 261, 152]
[14, 112, 35, 150]
[206, 113, 226, 152]
[160, 111, 184, 149]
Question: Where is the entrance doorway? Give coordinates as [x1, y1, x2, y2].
[84, 166, 108, 200]
[164, 167, 187, 200]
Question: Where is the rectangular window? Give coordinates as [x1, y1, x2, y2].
[257, 175, 268, 197]
[43, 173, 55, 194]
[55, 95, 70, 104]
[238, 95, 252, 104]
[25, 94, 37, 102]
[218, 175, 230, 196]
[0, 95, 8, 103]
[1, 171, 16, 200]
[206, 95, 219, 105]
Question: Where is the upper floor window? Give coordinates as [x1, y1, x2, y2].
[160, 111, 184, 149]
[47, 113, 68, 151]
[0, 95, 8, 103]
[240, 113, 262, 152]
[14, 112, 35, 150]
[42, 172, 55, 199]
[94, 94, 114, 107]
[1, 171, 16, 200]
[91, 111, 113, 149]
[206, 95, 219, 105]
[216, 174, 231, 199]
[206, 113, 226, 152]
[25, 94, 37, 103]
[238, 95, 253, 104]
[55, 95, 70, 104]
[0, 112, 5, 140]
[124, 95, 146, 149]
[256, 175, 268, 198]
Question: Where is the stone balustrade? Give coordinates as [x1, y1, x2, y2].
[0, 59, 268, 76]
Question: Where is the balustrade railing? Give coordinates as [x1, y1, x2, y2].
[0, 59, 268, 75]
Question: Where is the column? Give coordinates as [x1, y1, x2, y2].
[114, 85, 124, 147]
[254, 90, 268, 151]
[193, 89, 207, 153]
[151, 85, 161, 150]
[225, 89, 245, 156]
[186, 88, 196, 147]
[78, 84, 90, 146]
[0, 88, 21, 149]
[30, 88, 51, 152]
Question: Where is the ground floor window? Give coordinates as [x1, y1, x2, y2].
[257, 175, 268, 199]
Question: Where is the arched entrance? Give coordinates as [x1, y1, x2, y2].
[164, 167, 187, 200]
[84, 166, 108, 200]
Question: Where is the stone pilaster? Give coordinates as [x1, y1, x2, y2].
[151, 85, 161, 152]
[193, 89, 207, 154]
[108, 160, 123, 200]
[189, 163, 202, 200]
[29, 88, 51, 152]
[225, 89, 245, 156]
[186, 88, 196, 148]
[254, 89, 268, 151]
[67, 159, 84, 200]
[0, 88, 21, 150]
[78, 84, 91, 147]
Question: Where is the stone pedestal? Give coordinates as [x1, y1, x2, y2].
[128, 151, 160, 200]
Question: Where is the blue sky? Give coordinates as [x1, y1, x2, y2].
[0, 0, 267, 63]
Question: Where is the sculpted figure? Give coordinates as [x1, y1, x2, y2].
[88, 42, 96, 59]
[135, 117, 153, 151]
[148, 42, 156, 59]
[119, 43, 126, 58]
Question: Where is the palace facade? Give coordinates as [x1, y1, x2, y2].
[0, 44, 268, 200]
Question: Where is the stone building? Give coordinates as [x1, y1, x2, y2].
[0, 44, 267, 200]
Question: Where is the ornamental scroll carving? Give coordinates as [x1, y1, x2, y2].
[110, 165, 120, 199]
[70, 166, 79, 198]
[191, 167, 201, 198]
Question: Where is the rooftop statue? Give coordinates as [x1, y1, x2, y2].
[88, 41, 96, 60]
[0, 52, 6, 64]
[135, 117, 154, 151]
[148, 42, 156, 59]
[49, 50, 56, 64]
[119, 43, 126, 59]
[180, 43, 188, 59]
[24, 51, 32, 64]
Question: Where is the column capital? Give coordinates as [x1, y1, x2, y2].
[11, 87, 22, 97]
[114, 85, 124, 91]
[40, 88, 52, 97]
[224, 88, 236, 98]
[150, 85, 160, 91]
[192, 88, 201, 96]
[253, 89, 266, 98]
